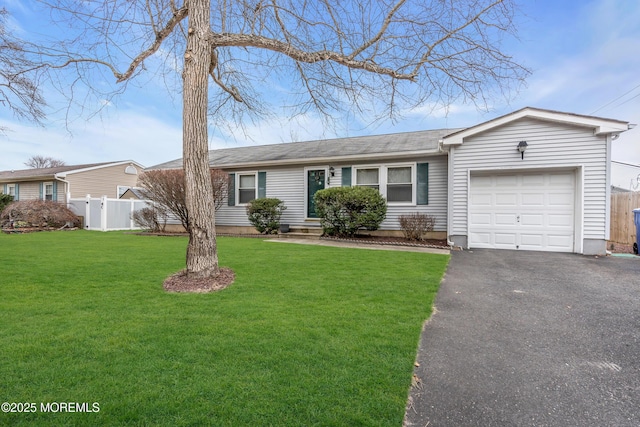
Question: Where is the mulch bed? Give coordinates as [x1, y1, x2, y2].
[163, 267, 236, 293]
[321, 234, 451, 249]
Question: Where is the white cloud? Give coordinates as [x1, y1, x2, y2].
[0, 110, 183, 170]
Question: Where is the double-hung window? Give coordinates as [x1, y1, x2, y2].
[386, 166, 413, 203]
[7, 184, 16, 197]
[43, 182, 54, 201]
[356, 168, 379, 190]
[238, 173, 257, 204]
[354, 164, 415, 204]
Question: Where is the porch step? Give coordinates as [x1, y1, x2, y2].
[280, 226, 323, 240]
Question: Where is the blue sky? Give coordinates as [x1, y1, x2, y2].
[1, 0, 639, 171]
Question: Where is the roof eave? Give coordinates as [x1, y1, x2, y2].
[442, 107, 630, 146]
[207, 149, 446, 170]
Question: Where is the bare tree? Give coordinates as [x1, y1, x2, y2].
[137, 168, 230, 232]
[12, 0, 528, 280]
[24, 155, 66, 169]
[0, 8, 46, 130]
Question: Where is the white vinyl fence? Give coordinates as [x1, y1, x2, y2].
[68, 195, 150, 231]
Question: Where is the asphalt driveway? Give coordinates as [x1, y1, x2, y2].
[405, 249, 640, 427]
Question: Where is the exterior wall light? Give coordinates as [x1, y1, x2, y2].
[517, 141, 528, 159]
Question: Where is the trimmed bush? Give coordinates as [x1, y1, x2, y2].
[1, 200, 80, 229]
[314, 186, 387, 237]
[246, 198, 286, 234]
[398, 213, 436, 241]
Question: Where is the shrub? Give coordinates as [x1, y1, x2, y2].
[246, 198, 286, 234]
[0, 200, 80, 229]
[398, 213, 436, 241]
[0, 194, 14, 213]
[314, 187, 387, 237]
[137, 168, 230, 232]
[132, 207, 163, 232]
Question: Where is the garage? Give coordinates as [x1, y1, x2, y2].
[468, 171, 576, 252]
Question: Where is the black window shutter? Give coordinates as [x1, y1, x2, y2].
[258, 172, 267, 198]
[228, 173, 235, 206]
[341, 167, 352, 186]
[417, 163, 429, 205]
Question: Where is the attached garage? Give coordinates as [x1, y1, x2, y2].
[444, 107, 632, 255]
[468, 171, 576, 252]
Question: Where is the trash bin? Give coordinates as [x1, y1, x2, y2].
[634, 208, 640, 255]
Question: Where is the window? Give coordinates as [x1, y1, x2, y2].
[387, 167, 412, 202]
[43, 182, 54, 201]
[7, 184, 16, 197]
[238, 173, 257, 204]
[353, 164, 415, 204]
[356, 168, 379, 190]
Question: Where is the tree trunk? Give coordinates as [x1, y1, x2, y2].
[183, 0, 219, 278]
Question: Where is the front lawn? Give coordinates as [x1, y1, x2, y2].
[0, 231, 448, 426]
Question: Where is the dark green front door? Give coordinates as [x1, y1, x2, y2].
[307, 169, 326, 218]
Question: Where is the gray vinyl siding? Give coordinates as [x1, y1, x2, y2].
[450, 118, 609, 240]
[215, 156, 448, 231]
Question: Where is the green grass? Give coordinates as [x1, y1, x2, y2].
[0, 231, 448, 426]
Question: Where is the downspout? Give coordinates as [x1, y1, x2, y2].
[439, 139, 456, 248]
[54, 174, 71, 206]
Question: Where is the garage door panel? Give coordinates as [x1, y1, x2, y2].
[470, 232, 491, 245]
[496, 175, 518, 186]
[469, 171, 575, 252]
[470, 213, 492, 225]
[495, 233, 517, 245]
[547, 235, 574, 249]
[548, 214, 573, 227]
[495, 193, 517, 206]
[520, 214, 544, 226]
[520, 233, 544, 247]
[495, 213, 517, 226]
[521, 193, 545, 206]
[522, 174, 545, 186]
[548, 193, 573, 206]
[471, 193, 492, 205]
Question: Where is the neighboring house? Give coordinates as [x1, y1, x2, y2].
[611, 160, 640, 192]
[150, 107, 632, 255]
[0, 161, 145, 204]
[119, 187, 148, 200]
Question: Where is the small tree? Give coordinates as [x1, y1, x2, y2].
[246, 198, 286, 234]
[137, 168, 229, 232]
[24, 155, 66, 169]
[314, 187, 387, 237]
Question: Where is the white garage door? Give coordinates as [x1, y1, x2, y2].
[469, 172, 575, 252]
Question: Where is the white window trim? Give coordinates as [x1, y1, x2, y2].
[236, 171, 258, 206]
[353, 163, 416, 205]
[7, 184, 16, 198]
[43, 181, 54, 201]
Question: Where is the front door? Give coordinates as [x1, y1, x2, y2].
[307, 169, 326, 218]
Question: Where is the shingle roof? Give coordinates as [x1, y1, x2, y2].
[150, 128, 462, 170]
[0, 161, 135, 181]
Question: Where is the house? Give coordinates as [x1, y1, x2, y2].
[611, 160, 640, 192]
[150, 107, 632, 255]
[119, 187, 148, 200]
[0, 161, 145, 204]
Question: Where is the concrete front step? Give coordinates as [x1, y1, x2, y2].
[279, 226, 323, 239]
